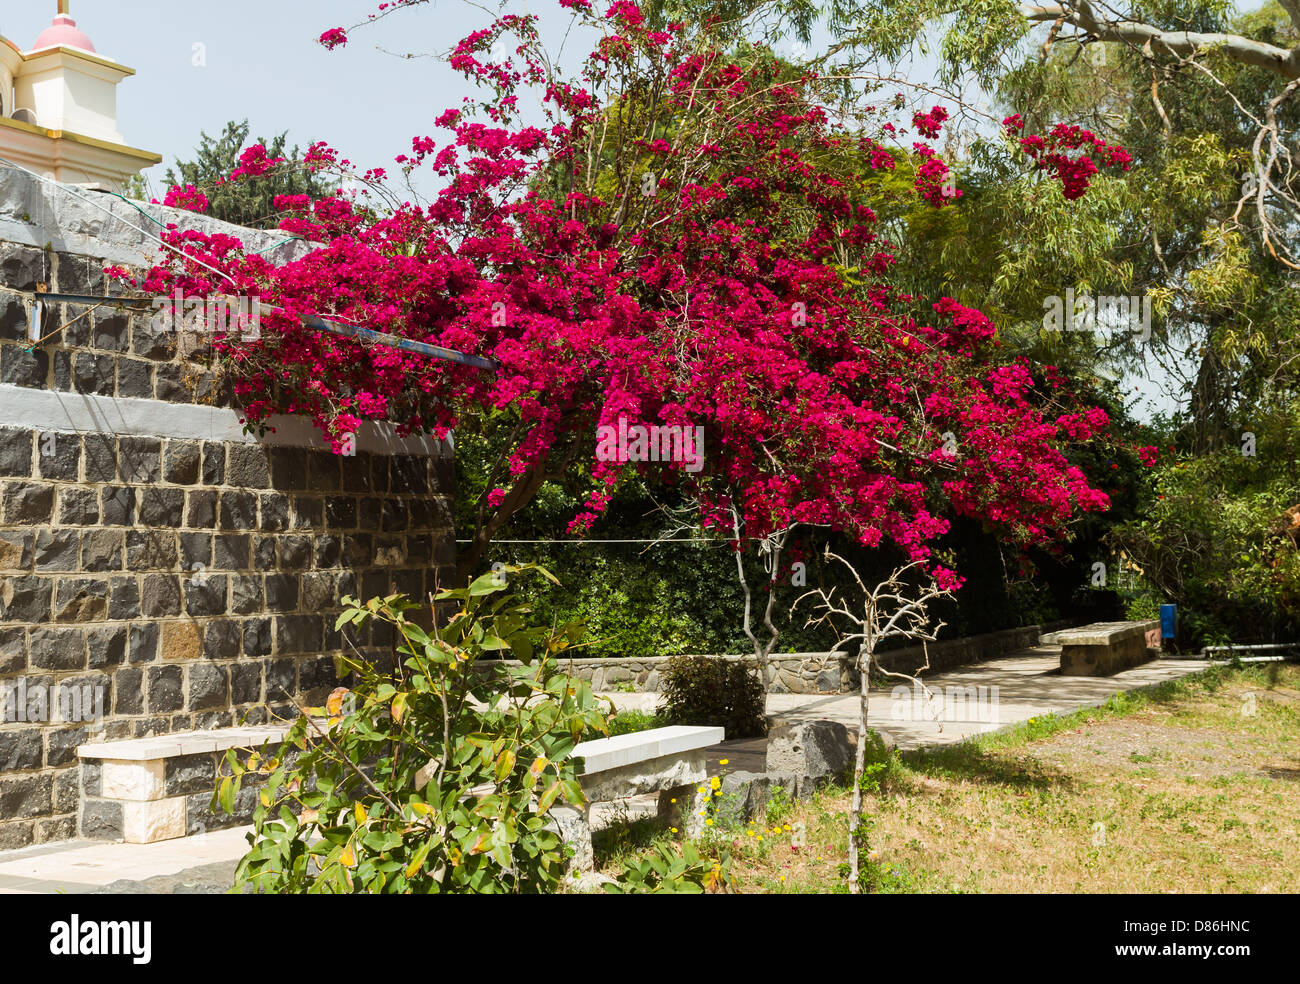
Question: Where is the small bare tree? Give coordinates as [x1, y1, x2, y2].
[731, 506, 794, 693]
[795, 552, 953, 893]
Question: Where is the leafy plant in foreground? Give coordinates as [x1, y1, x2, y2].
[221, 564, 609, 893]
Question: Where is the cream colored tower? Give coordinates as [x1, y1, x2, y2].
[0, 2, 160, 189]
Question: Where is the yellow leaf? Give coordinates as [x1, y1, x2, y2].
[326, 687, 351, 718]
[340, 843, 357, 868]
[391, 692, 408, 723]
[530, 756, 548, 777]
[495, 749, 516, 783]
[354, 802, 367, 826]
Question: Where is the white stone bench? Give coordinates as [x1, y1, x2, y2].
[554, 724, 724, 871]
[1056, 620, 1161, 676]
[74, 722, 724, 864]
[77, 726, 290, 843]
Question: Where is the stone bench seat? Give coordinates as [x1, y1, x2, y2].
[76, 725, 292, 844]
[1057, 620, 1161, 676]
[72, 721, 724, 864]
[555, 725, 723, 871]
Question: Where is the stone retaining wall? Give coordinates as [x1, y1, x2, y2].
[491, 620, 1076, 695]
[0, 171, 455, 850]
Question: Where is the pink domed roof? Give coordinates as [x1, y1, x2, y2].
[32, 14, 96, 53]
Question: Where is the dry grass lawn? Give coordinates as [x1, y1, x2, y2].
[599, 663, 1300, 893]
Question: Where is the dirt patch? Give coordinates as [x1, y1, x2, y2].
[1030, 720, 1262, 779]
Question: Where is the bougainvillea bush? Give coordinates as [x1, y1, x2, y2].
[127, 0, 1133, 583]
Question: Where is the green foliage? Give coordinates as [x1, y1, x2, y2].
[165, 119, 334, 228]
[1109, 422, 1300, 647]
[221, 565, 610, 894]
[856, 729, 906, 795]
[607, 710, 664, 736]
[659, 655, 768, 738]
[764, 785, 795, 826]
[604, 839, 733, 893]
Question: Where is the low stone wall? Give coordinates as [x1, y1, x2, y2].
[505, 620, 1076, 695]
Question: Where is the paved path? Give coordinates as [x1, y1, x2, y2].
[0, 649, 1212, 893]
[607, 649, 1209, 753]
[0, 826, 250, 895]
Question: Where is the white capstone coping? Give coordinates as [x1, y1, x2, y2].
[77, 725, 291, 762]
[572, 725, 723, 775]
[0, 167, 311, 269]
[0, 384, 451, 457]
[1055, 621, 1159, 647]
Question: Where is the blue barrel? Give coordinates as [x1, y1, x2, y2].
[1160, 604, 1177, 639]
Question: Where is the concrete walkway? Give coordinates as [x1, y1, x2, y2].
[0, 648, 1212, 893]
[606, 648, 1209, 751]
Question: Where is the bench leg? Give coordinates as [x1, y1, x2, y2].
[657, 783, 706, 838]
[552, 802, 593, 872]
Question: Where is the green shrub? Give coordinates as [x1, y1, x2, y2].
[219, 565, 610, 894]
[659, 655, 767, 738]
[604, 840, 734, 893]
[607, 710, 664, 736]
[856, 729, 906, 795]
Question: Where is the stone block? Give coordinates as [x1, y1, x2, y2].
[0, 530, 32, 570]
[226, 444, 270, 488]
[0, 729, 43, 771]
[159, 620, 201, 661]
[118, 436, 162, 483]
[53, 578, 108, 622]
[202, 620, 241, 660]
[116, 357, 153, 398]
[1, 345, 49, 388]
[137, 488, 185, 527]
[146, 665, 184, 713]
[29, 626, 85, 670]
[86, 625, 127, 669]
[1, 574, 51, 622]
[100, 485, 135, 525]
[108, 577, 140, 620]
[0, 772, 53, 819]
[61, 486, 102, 526]
[165, 754, 216, 797]
[765, 719, 853, 795]
[122, 796, 187, 843]
[34, 529, 79, 571]
[36, 432, 80, 480]
[3, 481, 53, 524]
[101, 759, 167, 801]
[186, 489, 217, 527]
